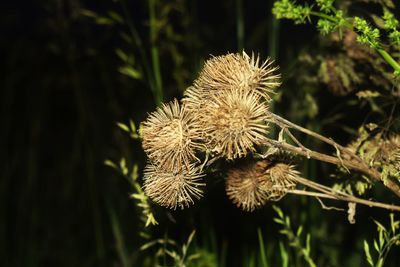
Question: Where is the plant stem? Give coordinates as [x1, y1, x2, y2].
[289, 189, 400, 212]
[376, 48, 400, 73]
[148, 0, 163, 105]
[236, 0, 244, 50]
[262, 138, 400, 197]
[120, 0, 163, 105]
[268, 112, 362, 163]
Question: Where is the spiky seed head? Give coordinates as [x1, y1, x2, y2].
[199, 89, 269, 160]
[143, 163, 205, 210]
[182, 85, 206, 112]
[262, 162, 298, 201]
[194, 51, 281, 101]
[226, 160, 299, 211]
[226, 160, 271, 212]
[141, 99, 202, 172]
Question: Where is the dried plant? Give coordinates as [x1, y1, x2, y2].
[226, 160, 299, 211]
[197, 89, 270, 160]
[347, 131, 400, 183]
[263, 162, 299, 201]
[226, 160, 271, 211]
[143, 163, 205, 210]
[226, 159, 400, 212]
[193, 51, 281, 100]
[139, 51, 400, 212]
[141, 99, 202, 172]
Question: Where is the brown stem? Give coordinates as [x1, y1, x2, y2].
[289, 189, 400, 212]
[268, 112, 363, 163]
[263, 138, 400, 198]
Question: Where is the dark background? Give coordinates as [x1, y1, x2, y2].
[1, 0, 399, 266]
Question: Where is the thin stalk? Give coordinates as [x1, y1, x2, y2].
[120, 0, 162, 105]
[309, 11, 351, 28]
[289, 189, 400, 212]
[149, 0, 163, 105]
[257, 228, 269, 267]
[268, 111, 362, 162]
[236, 0, 244, 50]
[262, 138, 400, 197]
[377, 48, 400, 73]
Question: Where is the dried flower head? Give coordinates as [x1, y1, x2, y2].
[194, 51, 281, 100]
[143, 163, 205, 210]
[263, 162, 298, 201]
[226, 160, 271, 212]
[226, 160, 299, 211]
[199, 89, 270, 160]
[141, 99, 202, 171]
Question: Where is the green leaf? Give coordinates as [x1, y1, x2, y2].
[373, 239, 380, 253]
[257, 228, 269, 267]
[108, 11, 124, 23]
[115, 49, 128, 62]
[279, 242, 289, 267]
[119, 158, 128, 176]
[116, 122, 130, 132]
[79, 9, 99, 19]
[104, 159, 117, 169]
[273, 205, 284, 218]
[297, 226, 303, 237]
[118, 66, 142, 80]
[374, 220, 387, 232]
[306, 233, 311, 253]
[364, 241, 374, 267]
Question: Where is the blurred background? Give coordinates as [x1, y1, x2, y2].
[2, 0, 400, 266]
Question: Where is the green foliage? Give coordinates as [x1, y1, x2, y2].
[257, 228, 269, 267]
[116, 120, 141, 140]
[363, 214, 400, 267]
[272, 0, 400, 73]
[140, 231, 218, 267]
[316, 0, 334, 13]
[383, 10, 400, 47]
[272, 0, 311, 25]
[104, 157, 158, 227]
[273, 206, 317, 267]
[354, 17, 381, 49]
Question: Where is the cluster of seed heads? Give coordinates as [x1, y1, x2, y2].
[141, 51, 294, 210]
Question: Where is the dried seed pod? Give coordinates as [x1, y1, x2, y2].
[194, 51, 281, 101]
[226, 161, 271, 212]
[226, 160, 300, 211]
[199, 89, 270, 160]
[143, 163, 205, 210]
[141, 99, 202, 172]
[263, 162, 298, 201]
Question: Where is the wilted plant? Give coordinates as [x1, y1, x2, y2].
[139, 50, 400, 213]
